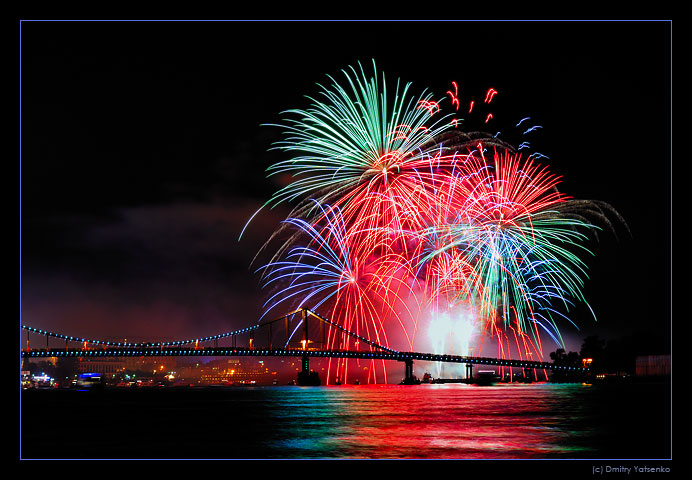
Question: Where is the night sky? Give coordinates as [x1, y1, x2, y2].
[19, 20, 671, 359]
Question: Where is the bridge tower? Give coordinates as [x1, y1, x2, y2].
[296, 310, 321, 385]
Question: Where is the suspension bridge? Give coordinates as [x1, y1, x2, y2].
[20, 308, 589, 384]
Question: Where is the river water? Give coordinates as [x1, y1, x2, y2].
[20, 382, 670, 461]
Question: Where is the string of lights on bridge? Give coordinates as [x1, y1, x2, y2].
[303, 309, 398, 354]
[20, 308, 587, 372]
[20, 324, 261, 348]
[20, 308, 397, 353]
[20, 346, 586, 371]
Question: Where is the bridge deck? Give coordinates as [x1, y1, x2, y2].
[20, 347, 588, 372]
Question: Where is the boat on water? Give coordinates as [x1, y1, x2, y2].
[431, 378, 467, 384]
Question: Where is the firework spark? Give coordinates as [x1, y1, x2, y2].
[257, 201, 419, 383]
[417, 147, 600, 356]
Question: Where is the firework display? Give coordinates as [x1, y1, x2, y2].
[247, 60, 621, 383]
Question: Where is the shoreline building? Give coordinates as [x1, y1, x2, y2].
[193, 359, 278, 385]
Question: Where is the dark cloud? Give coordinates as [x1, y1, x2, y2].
[21, 198, 290, 338]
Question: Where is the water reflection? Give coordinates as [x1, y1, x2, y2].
[260, 383, 667, 459]
[21, 382, 670, 459]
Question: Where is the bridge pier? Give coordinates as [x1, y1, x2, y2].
[400, 358, 419, 385]
[523, 367, 534, 383]
[297, 354, 321, 386]
[465, 363, 473, 381]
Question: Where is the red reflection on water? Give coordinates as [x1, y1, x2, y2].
[311, 384, 591, 459]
